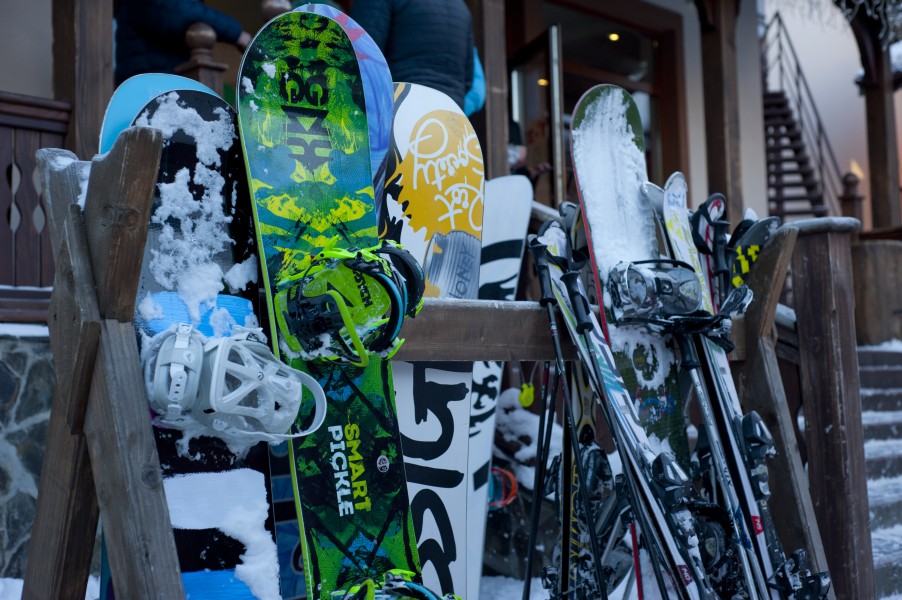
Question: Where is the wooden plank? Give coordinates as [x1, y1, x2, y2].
[81, 126, 162, 321]
[395, 298, 575, 361]
[48, 204, 101, 434]
[39, 131, 66, 287]
[83, 320, 184, 599]
[23, 150, 101, 600]
[35, 147, 86, 254]
[734, 224, 832, 593]
[21, 396, 98, 600]
[744, 226, 798, 340]
[790, 217, 874, 600]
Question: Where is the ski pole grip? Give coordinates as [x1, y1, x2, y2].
[560, 271, 592, 333]
[713, 220, 730, 275]
[528, 236, 555, 306]
[675, 333, 700, 370]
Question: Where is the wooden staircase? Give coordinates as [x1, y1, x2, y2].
[763, 90, 828, 218]
[859, 346, 902, 598]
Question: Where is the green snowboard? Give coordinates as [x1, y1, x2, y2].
[236, 10, 419, 598]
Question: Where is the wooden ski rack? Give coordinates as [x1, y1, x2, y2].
[23, 127, 863, 599]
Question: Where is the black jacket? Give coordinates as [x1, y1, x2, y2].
[351, 0, 474, 110]
[115, 0, 243, 85]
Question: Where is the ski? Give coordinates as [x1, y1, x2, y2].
[658, 171, 830, 599]
[536, 218, 711, 599]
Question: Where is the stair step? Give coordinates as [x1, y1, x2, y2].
[866, 439, 902, 478]
[763, 90, 789, 103]
[861, 389, 902, 412]
[859, 348, 902, 368]
[769, 193, 824, 204]
[768, 164, 814, 176]
[863, 411, 902, 440]
[767, 141, 807, 154]
[872, 525, 902, 596]
[868, 474, 902, 529]
[769, 205, 830, 217]
[862, 366, 902, 388]
[764, 107, 793, 120]
[765, 126, 802, 139]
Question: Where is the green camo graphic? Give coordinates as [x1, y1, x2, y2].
[237, 11, 418, 598]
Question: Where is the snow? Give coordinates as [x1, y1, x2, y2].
[0, 323, 48, 338]
[134, 93, 255, 324]
[864, 438, 902, 459]
[861, 339, 902, 352]
[868, 473, 902, 506]
[494, 387, 563, 491]
[0, 576, 99, 600]
[165, 470, 279, 600]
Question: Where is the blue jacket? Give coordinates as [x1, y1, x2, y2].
[115, 0, 243, 85]
[351, 0, 474, 110]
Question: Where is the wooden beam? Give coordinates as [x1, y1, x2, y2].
[24, 127, 176, 600]
[82, 127, 162, 321]
[83, 320, 185, 599]
[790, 217, 874, 600]
[24, 151, 100, 600]
[395, 298, 575, 362]
[52, 0, 113, 158]
[733, 225, 835, 595]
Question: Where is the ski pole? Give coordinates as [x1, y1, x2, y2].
[528, 235, 609, 600]
[556, 266, 685, 599]
[520, 357, 553, 600]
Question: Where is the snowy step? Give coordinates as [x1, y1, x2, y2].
[859, 349, 902, 368]
[860, 366, 902, 389]
[863, 411, 902, 441]
[866, 439, 902, 479]
[872, 525, 902, 596]
[861, 388, 902, 413]
[869, 475, 902, 529]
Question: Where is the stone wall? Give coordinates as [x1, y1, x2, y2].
[0, 332, 53, 578]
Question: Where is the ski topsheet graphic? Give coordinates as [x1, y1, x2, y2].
[237, 10, 419, 599]
[265, 6, 395, 597]
[382, 81, 484, 597]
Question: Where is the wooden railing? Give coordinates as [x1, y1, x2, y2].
[0, 91, 71, 322]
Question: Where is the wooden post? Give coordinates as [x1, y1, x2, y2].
[175, 23, 228, 97]
[52, 0, 112, 159]
[790, 217, 874, 600]
[733, 225, 834, 596]
[850, 12, 900, 228]
[469, 0, 509, 180]
[694, 0, 744, 221]
[839, 172, 865, 223]
[25, 127, 185, 599]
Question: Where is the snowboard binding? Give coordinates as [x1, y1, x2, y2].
[144, 324, 327, 448]
[609, 260, 753, 353]
[275, 240, 424, 366]
[333, 569, 461, 600]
